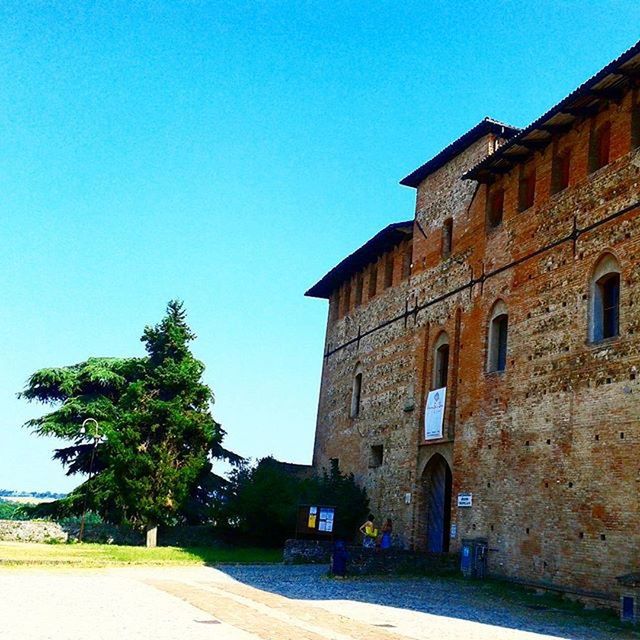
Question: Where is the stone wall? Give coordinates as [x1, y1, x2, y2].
[0, 520, 142, 544]
[0, 520, 68, 544]
[0, 520, 221, 547]
[310, 82, 640, 600]
[283, 539, 459, 575]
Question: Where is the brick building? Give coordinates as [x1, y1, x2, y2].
[306, 41, 640, 600]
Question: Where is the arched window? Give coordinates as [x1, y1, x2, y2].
[350, 365, 363, 418]
[487, 300, 508, 373]
[432, 332, 450, 389]
[590, 253, 621, 342]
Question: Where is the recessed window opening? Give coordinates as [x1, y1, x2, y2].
[433, 333, 450, 389]
[368, 264, 378, 299]
[355, 273, 363, 307]
[487, 188, 504, 228]
[442, 218, 453, 259]
[342, 281, 351, 317]
[590, 254, 621, 342]
[589, 122, 611, 173]
[518, 165, 536, 212]
[551, 149, 571, 194]
[384, 253, 394, 289]
[350, 366, 363, 418]
[402, 242, 412, 280]
[369, 444, 383, 468]
[487, 301, 509, 373]
[329, 291, 339, 322]
[632, 100, 640, 149]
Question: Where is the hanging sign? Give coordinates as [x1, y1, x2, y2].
[425, 387, 447, 440]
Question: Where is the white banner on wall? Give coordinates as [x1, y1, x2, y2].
[425, 387, 447, 440]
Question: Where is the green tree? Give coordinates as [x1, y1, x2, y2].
[217, 457, 369, 547]
[20, 301, 241, 545]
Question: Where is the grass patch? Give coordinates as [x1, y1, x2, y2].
[0, 541, 281, 569]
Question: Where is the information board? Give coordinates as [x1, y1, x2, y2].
[296, 504, 336, 538]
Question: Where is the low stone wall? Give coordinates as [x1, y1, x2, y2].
[0, 520, 68, 544]
[0, 520, 142, 545]
[283, 539, 460, 575]
[283, 539, 334, 564]
[158, 525, 220, 548]
[0, 520, 226, 547]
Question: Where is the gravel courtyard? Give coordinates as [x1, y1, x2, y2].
[0, 564, 637, 640]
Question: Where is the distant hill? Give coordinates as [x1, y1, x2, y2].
[0, 489, 67, 501]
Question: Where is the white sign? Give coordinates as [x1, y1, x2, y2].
[425, 387, 447, 440]
[318, 507, 334, 533]
[457, 493, 473, 508]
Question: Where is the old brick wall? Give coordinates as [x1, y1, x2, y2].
[311, 90, 640, 597]
[452, 93, 640, 596]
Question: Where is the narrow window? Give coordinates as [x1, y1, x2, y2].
[342, 281, 351, 317]
[487, 301, 509, 373]
[551, 149, 571, 194]
[329, 291, 339, 322]
[632, 100, 640, 149]
[432, 332, 450, 389]
[368, 264, 378, 299]
[384, 253, 394, 289]
[590, 254, 621, 342]
[442, 218, 453, 259]
[369, 445, 383, 468]
[487, 188, 504, 228]
[518, 165, 536, 211]
[355, 273, 363, 307]
[402, 242, 412, 279]
[589, 122, 611, 173]
[350, 369, 363, 418]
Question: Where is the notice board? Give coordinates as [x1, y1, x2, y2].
[296, 504, 336, 539]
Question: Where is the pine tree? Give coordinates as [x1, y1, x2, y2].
[20, 301, 241, 545]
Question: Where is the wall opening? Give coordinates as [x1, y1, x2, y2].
[442, 218, 453, 259]
[487, 300, 509, 372]
[368, 264, 378, 299]
[421, 454, 452, 553]
[350, 366, 363, 418]
[590, 253, 621, 342]
[433, 332, 450, 389]
[369, 445, 383, 468]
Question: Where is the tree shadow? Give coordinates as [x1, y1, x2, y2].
[215, 564, 633, 640]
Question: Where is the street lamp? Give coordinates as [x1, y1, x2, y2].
[78, 418, 105, 543]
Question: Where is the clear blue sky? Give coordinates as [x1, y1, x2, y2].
[1, 2, 638, 492]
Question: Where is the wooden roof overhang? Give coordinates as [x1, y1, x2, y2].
[464, 41, 640, 183]
[305, 221, 413, 299]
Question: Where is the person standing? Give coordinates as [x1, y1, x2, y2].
[359, 514, 378, 549]
[380, 518, 393, 550]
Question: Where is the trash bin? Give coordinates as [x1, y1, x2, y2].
[461, 538, 488, 578]
[460, 540, 473, 577]
[331, 540, 349, 577]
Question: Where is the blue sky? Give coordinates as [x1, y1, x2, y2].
[1, 2, 639, 491]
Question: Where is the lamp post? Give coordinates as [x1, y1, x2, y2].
[78, 418, 104, 543]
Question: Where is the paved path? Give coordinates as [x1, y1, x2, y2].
[0, 565, 636, 640]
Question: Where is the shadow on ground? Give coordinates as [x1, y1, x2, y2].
[216, 564, 639, 640]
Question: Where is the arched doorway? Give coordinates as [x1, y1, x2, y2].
[422, 454, 452, 552]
